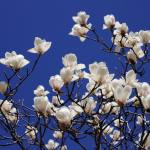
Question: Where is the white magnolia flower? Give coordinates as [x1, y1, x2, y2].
[125, 32, 141, 48]
[0, 100, 17, 123]
[0, 51, 29, 70]
[45, 139, 59, 150]
[6, 107, 17, 123]
[0, 100, 13, 114]
[55, 106, 73, 126]
[122, 70, 138, 87]
[100, 102, 112, 114]
[142, 95, 150, 113]
[111, 78, 124, 89]
[52, 96, 64, 106]
[103, 14, 116, 29]
[60, 67, 73, 83]
[49, 75, 64, 92]
[114, 22, 128, 36]
[86, 80, 98, 94]
[80, 97, 97, 114]
[127, 45, 144, 63]
[113, 85, 132, 106]
[0, 81, 8, 94]
[100, 101, 120, 114]
[100, 83, 114, 98]
[25, 126, 37, 141]
[69, 24, 91, 42]
[127, 51, 136, 63]
[28, 37, 52, 54]
[89, 62, 111, 83]
[139, 30, 150, 43]
[62, 53, 85, 71]
[74, 70, 85, 79]
[53, 131, 63, 139]
[34, 85, 49, 97]
[111, 102, 120, 114]
[69, 102, 83, 115]
[72, 11, 90, 26]
[113, 35, 127, 52]
[62, 53, 77, 68]
[133, 46, 145, 59]
[136, 82, 150, 97]
[46, 102, 55, 116]
[33, 96, 49, 116]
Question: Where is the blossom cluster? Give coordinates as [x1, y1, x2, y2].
[0, 11, 149, 150]
[32, 52, 150, 149]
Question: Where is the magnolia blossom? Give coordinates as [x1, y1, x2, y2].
[52, 96, 64, 106]
[0, 100, 13, 115]
[113, 85, 132, 106]
[34, 85, 49, 97]
[0, 81, 8, 94]
[46, 102, 56, 116]
[6, 107, 17, 123]
[49, 75, 64, 92]
[33, 96, 49, 116]
[45, 139, 59, 150]
[69, 24, 91, 42]
[139, 30, 150, 43]
[122, 70, 138, 87]
[127, 46, 144, 63]
[62, 53, 77, 67]
[0, 100, 17, 123]
[25, 126, 37, 141]
[100, 82, 113, 98]
[114, 22, 128, 36]
[28, 37, 52, 54]
[69, 102, 83, 115]
[100, 101, 120, 114]
[88, 62, 112, 83]
[62, 53, 85, 70]
[60, 67, 73, 83]
[100, 102, 112, 114]
[113, 35, 127, 52]
[103, 14, 116, 29]
[113, 32, 141, 52]
[72, 11, 90, 26]
[136, 82, 150, 97]
[33, 95, 55, 116]
[53, 131, 63, 139]
[55, 106, 73, 126]
[125, 32, 141, 48]
[0, 51, 29, 70]
[70, 11, 91, 41]
[80, 97, 97, 114]
[86, 80, 99, 94]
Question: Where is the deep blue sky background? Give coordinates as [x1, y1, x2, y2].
[0, 0, 150, 149]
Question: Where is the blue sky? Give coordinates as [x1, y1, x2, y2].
[0, 0, 150, 149]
